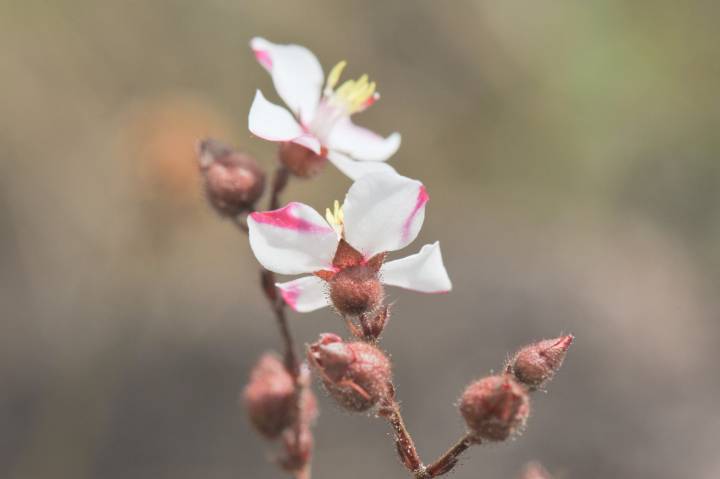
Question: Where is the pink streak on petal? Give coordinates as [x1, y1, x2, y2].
[279, 284, 300, 311]
[401, 186, 429, 242]
[254, 49, 273, 70]
[250, 203, 334, 233]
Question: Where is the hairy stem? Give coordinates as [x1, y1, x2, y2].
[380, 384, 476, 478]
[260, 269, 299, 376]
[241, 164, 309, 479]
[266, 165, 308, 479]
[381, 394, 427, 477]
[270, 165, 290, 210]
[425, 434, 474, 477]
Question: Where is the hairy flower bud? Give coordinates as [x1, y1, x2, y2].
[243, 353, 295, 439]
[510, 335, 573, 389]
[329, 265, 384, 316]
[308, 334, 391, 412]
[278, 142, 327, 178]
[198, 138, 265, 216]
[362, 305, 390, 341]
[459, 375, 530, 442]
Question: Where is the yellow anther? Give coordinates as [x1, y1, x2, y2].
[325, 200, 345, 235]
[355, 74, 369, 89]
[324, 61, 379, 114]
[337, 201, 344, 223]
[335, 79, 355, 98]
[326, 60, 347, 91]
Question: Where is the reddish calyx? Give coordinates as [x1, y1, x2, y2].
[314, 240, 386, 318]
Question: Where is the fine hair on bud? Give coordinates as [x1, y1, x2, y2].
[459, 374, 530, 442]
[278, 142, 327, 178]
[362, 305, 390, 341]
[198, 138, 266, 216]
[510, 335, 573, 389]
[243, 353, 295, 439]
[308, 334, 391, 412]
[329, 265, 384, 317]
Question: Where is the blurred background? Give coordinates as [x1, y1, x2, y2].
[2, 1, 719, 478]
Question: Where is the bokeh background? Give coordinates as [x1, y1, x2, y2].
[2, 1, 719, 478]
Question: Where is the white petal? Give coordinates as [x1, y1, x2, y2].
[250, 37, 323, 124]
[326, 150, 397, 180]
[290, 135, 323, 155]
[276, 275, 330, 313]
[326, 117, 401, 162]
[381, 242, 452, 293]
[248, 202, 339, 275]
[343, 172, 428, 257]
[248, 90, 303, 141]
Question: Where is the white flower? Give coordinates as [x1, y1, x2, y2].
[248, 37, 401, 180]
[247, 172, 452, 313]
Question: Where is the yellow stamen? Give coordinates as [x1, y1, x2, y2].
[326, 60, 347, 92]
[324, 61, 379, 114]
[325, 200, 345, 235]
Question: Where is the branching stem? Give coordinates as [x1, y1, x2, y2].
[381, 385, 475, 478]
[240, 163, 309, 479]
[425, 434, 475, 477]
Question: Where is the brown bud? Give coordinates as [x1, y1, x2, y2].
[511, 335, 573, 389]
[459, 374, 530, 442]
[198, 138, 265, 216]
[243, 353, 295, 439]
[278, 141, 327, 178]
[329, 265, 384, 316]
[361, 305, 390, 341]
[308, 334, 392, 412]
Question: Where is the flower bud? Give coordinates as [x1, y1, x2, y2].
[278, 142, 327, 178]
[459, 374, 530, 442]
[510, 335, 573, 389]
[329, 265, 384, 316]
[362, 305, 390, 341]
[198, 138, 265, 216]
[308, 334, 392, 412]
[243, 353, 295, 439]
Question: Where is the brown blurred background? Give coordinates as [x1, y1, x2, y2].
[2, 1, 719, 478]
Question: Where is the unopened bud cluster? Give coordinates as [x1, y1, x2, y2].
[459, 336, 573, 443]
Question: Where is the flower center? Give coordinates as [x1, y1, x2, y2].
[324, 61, 379, 114]
[310, 61, 380, 141]
[325, 199, 344, 236]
